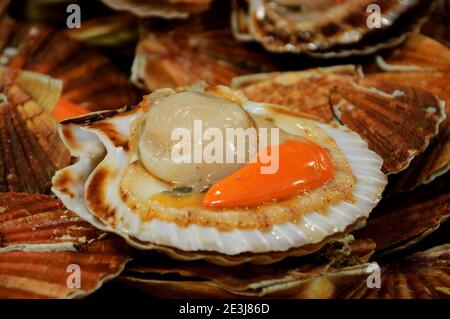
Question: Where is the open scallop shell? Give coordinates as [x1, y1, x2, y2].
[340, 243, 450, 299]
[52, 92, 386, 264]
[101, 0, 212, 19]
[236, 0, 430, 57]
[0, 17, 140, 111]
[355, 172, 450, 256]
[131, 7, 275, 91]
[232, 65, 360, 123]
[0, 67, 70, 194]
[119, 238, 377, 298]
[330, 77, 446, 174]
[0, 192, 131, 299]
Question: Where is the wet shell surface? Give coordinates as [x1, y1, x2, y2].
[356, 172, 450, 256]
[239, 0, 428, 56]
[131, 8, 275, 91]
[0, 67, 70, 194]
[232, 65, 360, 123]
[0, 192, 131, 299]
[101, 0, 212, 19]
[330, 77, 446, 174]
[119, 238, 377, 298]
[365, 34, 450, 190]
[52, 87, 386, 264]
[0, 17, 140, 111]
[340, 244, 450, 299]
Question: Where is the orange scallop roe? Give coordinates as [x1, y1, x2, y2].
[52, 98, 89, 121]
[203, 140, 335, 208]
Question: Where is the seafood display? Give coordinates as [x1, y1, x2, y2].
[0, 0, 449, 300]
[52, 84, 386, 264]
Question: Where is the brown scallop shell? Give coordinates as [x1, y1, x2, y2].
[131, 7, 275, 91]
[0, 67, 70, 194]
[374, 34, 450, 73]
[0, 192, 131, 299]
[355, 172, 450, 256]
[0, 17, 140, 111]
[232, 65, 360, 123]
[101, 0, 212, 19]
[340, 243, 450, 299]
[119, 238, 376, 298]
[244, 0, 428, 56]
[366, 72, 450, 192]
[330, 77, 445, 174]
[363, 34, 450, 190]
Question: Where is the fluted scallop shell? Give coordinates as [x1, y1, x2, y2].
[131, 8, 275, 91]
[0, 17, 140, 111]
[119, 238, 376, 298]
[330, 77, 446, 174]
[101, 0, 212, 19]
[366, 34, 450, 190]
[340, 244, 450, 299]
[52, 93, 386, 264]
[356, 172, 450, 256]
[0, 67, 70, 194]
[0, 192, 131, 299]
[232, 65, 360, 123]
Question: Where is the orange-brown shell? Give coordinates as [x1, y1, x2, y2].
[0, 17, 140, 111]
[330, 77, 445, 174]
[0, 68, 70, 193]
[0, 192, 131, 299]
[233, 66, 360, 123]
[131, 6, 275, 91]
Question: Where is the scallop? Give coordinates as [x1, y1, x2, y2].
[52, 84, 387, 263]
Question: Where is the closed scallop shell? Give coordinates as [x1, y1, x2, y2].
[355, 172, 450, 256]
[119, 238, 377, 298]
[100, 0, 212, 19]
[330, 77, 446, 174]
[232, 65, 361, 123]
[0, 17, 140, 111]
[0, 67, 70, 194]
[366, 71, 450, 192]
[131, 8, 275, 91]
[0, 192, 131, 299]
[340, 243, 450, 299]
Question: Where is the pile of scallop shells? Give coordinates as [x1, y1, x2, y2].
[0, 0, 449, 299]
